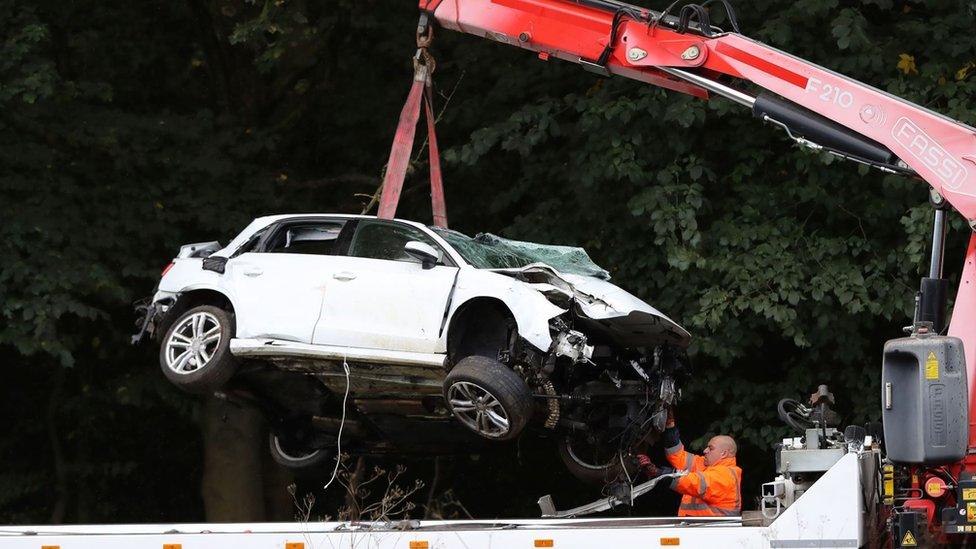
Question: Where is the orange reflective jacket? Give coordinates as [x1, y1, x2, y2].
[664, 442, 742, 517]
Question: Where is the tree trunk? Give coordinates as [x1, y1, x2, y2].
[200, 395, 267, 521]
[46, 367, 68, 524]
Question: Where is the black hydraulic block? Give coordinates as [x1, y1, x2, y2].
[753, 94, 900, 167]
[918, 277, 949, 334]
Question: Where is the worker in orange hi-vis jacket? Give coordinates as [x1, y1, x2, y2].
[637, 410, 742, 517]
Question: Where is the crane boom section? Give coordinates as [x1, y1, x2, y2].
[422, 0, 976, 222]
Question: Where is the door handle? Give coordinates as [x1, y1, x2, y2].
[243, 268, 264, 277]
[333, 271, 357, 281]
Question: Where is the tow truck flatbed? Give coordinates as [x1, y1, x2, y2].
[0, 453, 871, 549]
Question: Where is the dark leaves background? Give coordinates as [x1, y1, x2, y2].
[1, 0, 974, 522]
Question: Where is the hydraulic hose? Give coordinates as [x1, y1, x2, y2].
[777, 398, 814, 433]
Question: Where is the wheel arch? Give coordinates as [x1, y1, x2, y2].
[446, 297, 518, 365]
[158, 287, 236, 339]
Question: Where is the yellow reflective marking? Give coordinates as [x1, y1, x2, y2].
[925, 352, 939, 380]
[965, 488, 976, 500]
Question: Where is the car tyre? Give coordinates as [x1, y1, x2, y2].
[557, 435, 637, 485]
[268, 432, 333, 471]
[159, 305, 238, 394]
[443, 356, 533, 441]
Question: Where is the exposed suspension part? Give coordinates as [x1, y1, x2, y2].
[540, 376, 560, 429]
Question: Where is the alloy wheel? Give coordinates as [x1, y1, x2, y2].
[164, 311, 222, 374]
[447, 381, 510, 438]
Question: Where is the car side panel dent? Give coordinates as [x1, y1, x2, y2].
[443, 269, 565, 352]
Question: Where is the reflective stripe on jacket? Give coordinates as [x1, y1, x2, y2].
[664, 442, 742, 517]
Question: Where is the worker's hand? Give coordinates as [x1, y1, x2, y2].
[666, 406, 676, 429]
[637, 454, 661, 479]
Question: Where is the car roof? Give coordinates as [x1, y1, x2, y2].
[222, 213, 468, 266]
[251, 213, 429, 231]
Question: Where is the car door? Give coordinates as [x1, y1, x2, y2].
[313, 219, 459, 354]
[225, 218, 349, 343]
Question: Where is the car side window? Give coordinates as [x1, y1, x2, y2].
[263, 221, 346, 255]
[348, 220, 445, 264]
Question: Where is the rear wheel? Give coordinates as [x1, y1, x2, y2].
[268, 432, 334, 471]
[159, 305, 237, 394]
[443, 356, 533, 441]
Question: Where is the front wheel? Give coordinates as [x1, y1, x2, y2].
[159, 305, 237, 394]
[443, 356, 533, 441]
[557, 433, 635, 485]
[557, 399, 648, 484]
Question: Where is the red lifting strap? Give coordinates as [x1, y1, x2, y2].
[377, 56, 448, 228]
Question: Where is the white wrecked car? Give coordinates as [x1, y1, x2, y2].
[135, 214, 691, 482]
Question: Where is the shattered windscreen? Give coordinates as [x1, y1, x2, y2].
[431, 228, 611, 280]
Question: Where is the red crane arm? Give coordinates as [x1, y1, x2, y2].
[420, 0, 976, 224]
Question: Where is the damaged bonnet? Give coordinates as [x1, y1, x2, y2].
[507, 265, 692, 349]
[434, 227, 691, 349]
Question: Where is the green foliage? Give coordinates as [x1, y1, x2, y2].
[0, 0, 417, 523]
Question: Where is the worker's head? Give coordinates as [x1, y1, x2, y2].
[703, 435, 737, 466]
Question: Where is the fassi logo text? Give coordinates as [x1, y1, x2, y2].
[892, 117, 967, 189]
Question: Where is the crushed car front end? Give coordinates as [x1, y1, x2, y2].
[506, 265, 690, 483]
[434, 229, 692, 483]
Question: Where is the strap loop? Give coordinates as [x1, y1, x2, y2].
[377, 30, 448, 228]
